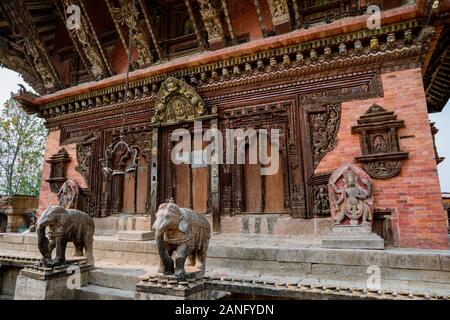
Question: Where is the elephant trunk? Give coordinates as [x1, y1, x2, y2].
[37, 224, 50, 259]
[155, 228, 174, 274]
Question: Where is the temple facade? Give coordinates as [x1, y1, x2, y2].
[2, 0, 449, 250]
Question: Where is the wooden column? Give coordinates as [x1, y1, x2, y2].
[210, 119, 221, 233]
[150, 128, 159, 226]
[253, 0, 267, 37]
[138, 0, 163, 62]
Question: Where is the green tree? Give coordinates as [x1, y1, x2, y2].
[0, 99, 46, 196]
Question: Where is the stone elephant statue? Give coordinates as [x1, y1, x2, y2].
[37, 206, 95, 267]
[153, 202, 211, 277]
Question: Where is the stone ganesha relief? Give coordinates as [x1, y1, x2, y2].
[37, 205, 95, 267]
[328, 164, 373, 226]
[153, 201, 211, 278]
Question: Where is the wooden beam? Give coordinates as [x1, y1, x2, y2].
[79, 0, 113, 76]
[253, 0, 267, 37]
[138, 0, 163, 62]
[184, 0, 206, 50]
[104, 0, 131, 57]
[104, 0, 153, 68]
[220, 0, 237, 45]
[290, 0, 300, 29]
[53, 0, 91, 75]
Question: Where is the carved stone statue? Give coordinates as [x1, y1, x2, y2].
[323, 164, 384, 249]
[329, 164, 373, 226]
[57, 179, 80, 209]
[37, 206, 95, 267]
[152, 201, 211, 278]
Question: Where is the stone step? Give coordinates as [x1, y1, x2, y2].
[88, 267, 147, 291]
[75, 284, 134, 300]
[0, 294, 13, 300]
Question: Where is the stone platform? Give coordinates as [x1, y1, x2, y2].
[0, 233, 449, 299]
[322, 225, 385, 249]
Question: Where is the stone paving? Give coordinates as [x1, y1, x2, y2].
[1, 232, 449, 298]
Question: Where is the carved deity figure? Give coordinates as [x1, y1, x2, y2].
[57, 180, 80, 209]
[329, 164, 373, 226]
[153, 77, 206, 124]
[314, 185, 330, 215]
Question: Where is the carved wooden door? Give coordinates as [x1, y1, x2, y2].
[158, 126, 208, 213]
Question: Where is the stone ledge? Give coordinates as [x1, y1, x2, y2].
[0, 234, 25, 244]
[1, 234, 450, 273]
[118, 231, 155, 241]
[440, 254, 450, 272]
[387, 252, 442, 271]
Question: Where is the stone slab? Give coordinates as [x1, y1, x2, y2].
[440, 254, 450, 272]
[322, 236, 385, 250]
[88, 267, 147, 291]
[118, 231, 155, 241]
[387, 251, 442, 270]
[75, 284, 134, 300]
[1, 234, 24, 244]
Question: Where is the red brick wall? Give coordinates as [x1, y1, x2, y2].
[317, 68, 448, 249]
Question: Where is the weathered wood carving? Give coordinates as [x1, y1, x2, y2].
[430, 122, 445, 165]
[0, 0, 63, 93]
[352, 104, 408, 179]
[105, 0, 153, 68]
[197, 0, 226, 49]
[153, 77, 206, 124]
[307, 104, 341, 169]
[267, 0, 291, 34]
[55, 0, 112, 80]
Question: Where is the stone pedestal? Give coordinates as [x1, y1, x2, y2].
[14, 261, 92, 300]
[135, 274, 206, 300]
[118, 231, 155, 241]
[322, 225, 385, 249]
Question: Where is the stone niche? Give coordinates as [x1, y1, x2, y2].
[351, 104, 408, 179]
[46, 148, 71, 193]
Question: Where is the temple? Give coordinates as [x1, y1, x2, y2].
[0, 0, 449, 300]
[2, 0, 449, 248]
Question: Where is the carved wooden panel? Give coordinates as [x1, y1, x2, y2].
[305, 103, 341, 169]
[100, 126, 152, 216]
[221, 101, 304, 217]
[308, 172, 332, 217]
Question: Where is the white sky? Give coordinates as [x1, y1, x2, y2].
[0, 67, 449, 192]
